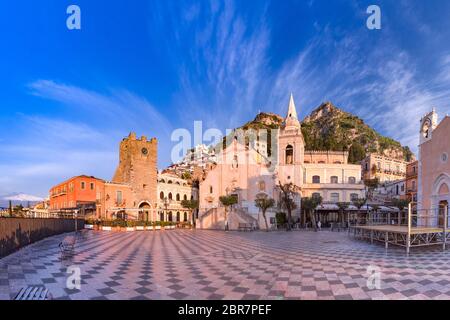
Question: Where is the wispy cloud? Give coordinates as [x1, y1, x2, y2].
[1, 82, 174, 196]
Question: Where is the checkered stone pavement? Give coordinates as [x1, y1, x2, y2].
[1, 229, 450, 300]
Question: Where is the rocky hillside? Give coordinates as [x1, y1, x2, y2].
[239, 102, 415, 164]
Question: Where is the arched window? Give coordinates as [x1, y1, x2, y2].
[330, 176, 338, 184]
[160, 212, 164, 221]
[176, 194, 180, 201]
[168, 212, 173, 222]
[210, 186, 213, 194]
[184, 212, 188, 222]
[160, 191, 164, 200]
[191, 195, 194, 200]
[232, 155, 239, 168]
[183, 194, 187, 201]
[168, 193, 173, 200]
[176, 212, 180, 222]
[312, 175, 320, 184]
[285, 145, 294, 165]
[258, 181, 266, 192]
[348, 177, 356, 184]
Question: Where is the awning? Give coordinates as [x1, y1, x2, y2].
[377, 206, 399, 212]
[316, 204, 339, 211]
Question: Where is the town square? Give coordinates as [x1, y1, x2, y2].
[1, 0, 450, 304]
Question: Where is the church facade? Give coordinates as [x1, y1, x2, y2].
[197, 95, 365, 230]
[418, 109, 450, 226]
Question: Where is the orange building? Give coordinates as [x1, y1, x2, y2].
[405, 160, 418, 202]
[49, 175, 104, 216]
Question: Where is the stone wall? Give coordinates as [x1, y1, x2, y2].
[0, 218, 84, 258]
[112, 132, 158, 210]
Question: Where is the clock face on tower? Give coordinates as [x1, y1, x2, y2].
[141, 147, 148, 155]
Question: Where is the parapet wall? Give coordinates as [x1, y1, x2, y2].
[0, 218, 84, 258]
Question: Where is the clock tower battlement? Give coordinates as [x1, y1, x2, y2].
[113, 132, 158, 209]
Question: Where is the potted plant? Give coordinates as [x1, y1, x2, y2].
[154, 221, 162, 230]
[84, 218, 94, 230]
[136, 221, 145, 231]
[125, 220, 135, 232]
[145, 221, 154, 231]
[102, 220, 112, 231]
[93, 219, 101, 231]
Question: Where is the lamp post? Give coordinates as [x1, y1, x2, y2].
[163, 197, 171, 222]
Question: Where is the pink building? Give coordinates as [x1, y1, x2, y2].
[197, 95, 365, 230]
[418, 109, 450, 225]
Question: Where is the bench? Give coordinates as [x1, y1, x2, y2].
[14, 286, 51, 300]
[59, 235, 76, 258]
[238, 223, 253, 231]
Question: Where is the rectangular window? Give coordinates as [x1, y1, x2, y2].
[90, 182, 95, 190]
[81, 182, 85, 190]
[330, 193, 339, 203]
[116, 191, 123, 204]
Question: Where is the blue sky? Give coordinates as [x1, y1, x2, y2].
[1, 0, 450, 197]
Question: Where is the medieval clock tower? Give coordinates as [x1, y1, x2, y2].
[113, 132, 158, 220]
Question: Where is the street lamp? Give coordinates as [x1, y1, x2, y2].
[163, 197, 171, 222]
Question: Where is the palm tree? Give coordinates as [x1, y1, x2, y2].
[277, 182, 300, 231]
[391, 198, 410, 225]
[364, 178, 379, 201]
[352, 198, 367, 225]
[181, 199, 199, 227]
[219, 195, 238, 231]
[254, 195, 275, 231]
[301, 196, 323, 232]
[337, 202, 350, 225]
[371, 204, 380, 225]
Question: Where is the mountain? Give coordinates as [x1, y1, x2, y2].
[0, 193, 44, 208]
[239, 102, 415, 164]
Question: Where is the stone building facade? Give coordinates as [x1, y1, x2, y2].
[112, 132, 158, 219]
[157, 173, 197, 223]
[406, 160, 418, 202]
[361, 153, 408, 183]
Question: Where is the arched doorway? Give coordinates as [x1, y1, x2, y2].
[139, 202, 151, 221]
[168, 211, 173, 222]
[431, 175, 450, 227]
[439, 200, 449, 227]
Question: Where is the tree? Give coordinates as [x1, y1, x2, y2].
[219, 195, 238, 231]
[391, 198, 410, 224]
[277, 182, 300, 231]
[302, 195, 323, 231]
[181, 172, 192, 180]
[370, 204, 380, 225]
[352, 197, 367, 225]
[254, 195, 275, 231]
[181, 199, 199, 226]
[364, 178, 379, 201]
[337, 202, 350, 224]
[348, 142, 366, 164]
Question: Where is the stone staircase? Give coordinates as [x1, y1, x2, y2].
[197, 206, 259, 230]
